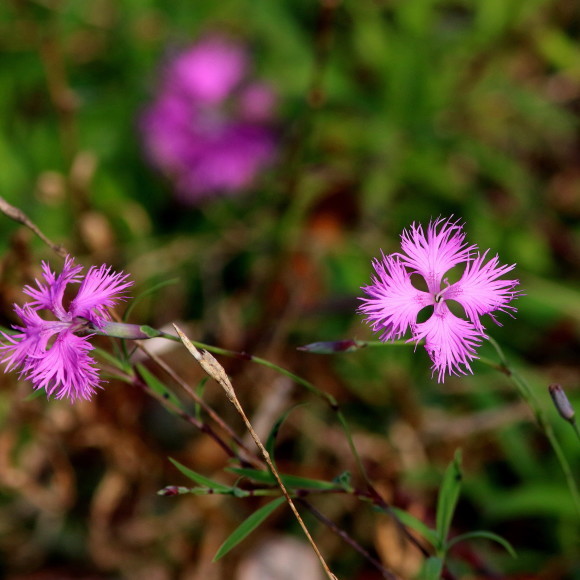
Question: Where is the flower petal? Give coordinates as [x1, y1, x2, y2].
[23, 330, 101, 402]
[69, 264, 133, 325]
[359, 254, 432, 341]
[397, 217, 476, 294]
[411, 302, 483, 382]
[23, 256, 83, 320]
[0, 305, 65, 372]
[444, 250, 521, 329]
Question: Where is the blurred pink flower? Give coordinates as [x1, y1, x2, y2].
[166, 36, 248, 104]
[141, 35, 277, 203]
[0, 257, 132, 402]
[359, 218, 521, 381]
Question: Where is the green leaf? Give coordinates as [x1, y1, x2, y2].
[213, 496, 286, 561]
[421, 556, 444, 580]
[391, 507, 438, 547]
[138, 325, 165, 338]
[23, 388, 46, 402]
[447, 530, 517, 558]
[169, 458, 231, 493]
[436, 449, 463, 548]
[228, 467, 275, 484]
[280, 474, 339, 490]
[333, 471, 353, 491]
[94, 346, 133, 374]
[227, 467, 338, 490]
[137, 364, 183, 409]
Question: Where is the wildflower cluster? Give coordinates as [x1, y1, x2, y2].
[359, 217, 521, 381]
[0, 257, 132, 402]
[141, 34, 277, 203]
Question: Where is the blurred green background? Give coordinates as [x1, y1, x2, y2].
[0, 0, 579, 578]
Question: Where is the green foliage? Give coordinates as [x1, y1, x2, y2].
[228, 467, 344, 491]
[137, 364, 184, 409]
[435, 449, 463, 550]
[212, 496, 286, 561]
[399, 451, 515, 579]
[168, 458, 231, 493]
[421, 557, 444, 580]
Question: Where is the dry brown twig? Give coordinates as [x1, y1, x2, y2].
[0, 196, 68, 258]
[173, 324, 339, 580]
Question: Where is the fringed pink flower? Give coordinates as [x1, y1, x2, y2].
[140, 35, 277, 203]
[0, 257, 132, 401]
[359, 218, 521, 381]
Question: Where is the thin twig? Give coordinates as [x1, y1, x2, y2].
[299, 499, 400, 580]
[131, 368, 248, 464]
[174, 324, 338, 580]
[485, 336, 580, 517]
[0, 196, 67, 258]
[157, 330, 430, 559]
[134, 340, 263, 469]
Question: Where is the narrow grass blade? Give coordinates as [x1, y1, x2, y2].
[137, 364, 183, 409]
[391, 507, 438, 547]
[169, 457, 231, 493]
[213, 496, 286, 561]
[421, 556, 444, 580]
[435, 449, 462, 548]
[228, 467, 339, 490]
[447, 531, 517, 558]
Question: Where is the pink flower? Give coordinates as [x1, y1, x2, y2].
[140, 35, 277, 204]
[166, 36, 248, 104]
[359, 218, 521, 381]
[0, 257, 132, 402]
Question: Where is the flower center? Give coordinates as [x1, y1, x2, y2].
[433, 277, 451, 304]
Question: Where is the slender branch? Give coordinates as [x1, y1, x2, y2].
[131, 368, 252, 465]
[485, 337, 580, 517]
[157, 331, 340, 404]
[103, 338, 414, 578]
[0, 196, 67, 258]
[156, 330, 429, 558]
[134, 340, 263, 469]
[173, 325, 338, 580]
[355, 488, 432, 561]
[299, 499, 400, 580]
[572, 422, 580, 443]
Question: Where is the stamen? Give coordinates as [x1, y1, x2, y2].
[434, 278, 451, 303]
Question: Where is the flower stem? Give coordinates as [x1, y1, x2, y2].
[572, 422, 580, 443]
[156, 330, 428, 560]
[173, 325, 338, 580]
[158, 334, 380, 483]
[485, 337, 580, 517]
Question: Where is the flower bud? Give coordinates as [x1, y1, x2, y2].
[157, 486, 191, 496]
[297, 340, 365, 354]
[548, 384, 576, 423]
[96, 321, 164, 340]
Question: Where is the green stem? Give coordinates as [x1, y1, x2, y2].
[485, 337, 580, 517]
[572, 422, 580, 443]
[157, 334, 375, 496]
[159, 332, 338, 403]
[160, 330, 430, 559]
